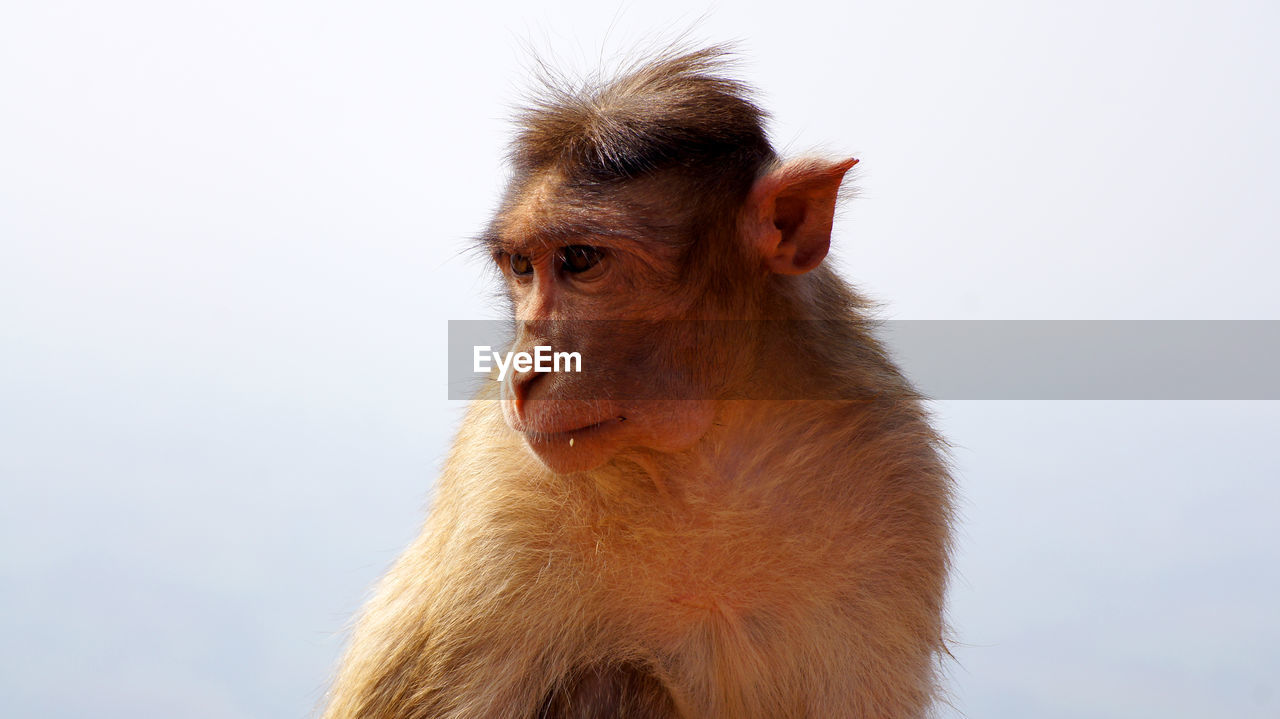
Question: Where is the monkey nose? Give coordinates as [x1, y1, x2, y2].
[508, 369, 547, 419]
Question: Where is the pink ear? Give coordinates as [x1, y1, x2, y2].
[746, 158, 858, 275]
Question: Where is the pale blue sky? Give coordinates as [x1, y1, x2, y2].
[2, 1, 1278, 717]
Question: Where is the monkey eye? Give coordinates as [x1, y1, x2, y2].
[508, 253, 534, 276]
[559, 245, 604, 275]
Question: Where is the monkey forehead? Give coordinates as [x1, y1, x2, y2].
[486, 171, 687, 254]
[502, 172, 579, 242]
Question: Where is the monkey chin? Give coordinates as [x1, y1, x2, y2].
[520, 417, 629, 474]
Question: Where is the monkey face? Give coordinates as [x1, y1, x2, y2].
[483, 173, 725, 473]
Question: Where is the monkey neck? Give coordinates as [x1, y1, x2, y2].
[603, 271, 905, 502]
[719, 266, 889, 400]
[766, 265, 870, 320]
[608, 399, 874, 509]
[590, 269, 907, 502]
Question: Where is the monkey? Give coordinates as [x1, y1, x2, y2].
[323, 47, 953, 718]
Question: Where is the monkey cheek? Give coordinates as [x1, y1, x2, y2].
[640, 400, 718, 453]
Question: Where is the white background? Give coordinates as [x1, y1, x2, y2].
[2, 1, 1277, 717]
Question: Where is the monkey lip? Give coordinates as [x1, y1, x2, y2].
[521, 416, 626, 443]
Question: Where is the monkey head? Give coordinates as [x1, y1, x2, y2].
[478, 53, 856, 474]
[484, 157, 855, 475]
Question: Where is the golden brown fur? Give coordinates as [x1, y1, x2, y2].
[324, 48, 952, 719]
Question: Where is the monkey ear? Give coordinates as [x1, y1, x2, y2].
[746, 157, 858, 275]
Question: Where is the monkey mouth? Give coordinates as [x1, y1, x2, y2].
[522, 416, 626, 443]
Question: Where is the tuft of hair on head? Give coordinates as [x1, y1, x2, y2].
[510, 45, 777, 188]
